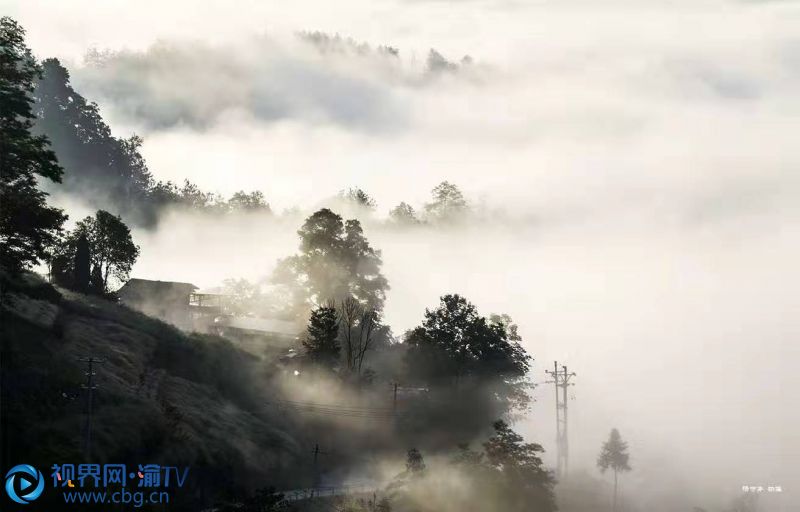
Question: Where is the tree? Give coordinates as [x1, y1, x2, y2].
[388, 202, 420, 225]
[482, 420, 556, 512]
[303, 304, 340, 366]
[272, 208, 389, 317]
[424, 181, 468, 223]
[74, 210, 139, 292]
[597, 428, 632, 512]
[226, 190, 271, 213]
[339, 297, 378, 377]
[0, 17, 67, 271]
[73, 233, 90, 292]
[426, 49, 457, 73]
[34, 58, 156, 224]
[489, 313, 522, 342]
[338, 187, 376, 211]
[405, 448, 426, 476]
[405, 295, 530, 385]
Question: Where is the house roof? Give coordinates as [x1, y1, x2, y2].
[117, 278, 198, 300]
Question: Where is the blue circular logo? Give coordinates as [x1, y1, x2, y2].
[5, 465, 44, 505]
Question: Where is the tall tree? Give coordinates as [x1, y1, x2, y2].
[424, 181, 468, 223]
[74, 210, 139, 292]
[73, 233, 90, 292]
[272, 208, 389, 317]
[0, 17, 66, 271]
[597, 428, 632, 512]
[303, 304, 340, 366]
[405, 294, 530, 385]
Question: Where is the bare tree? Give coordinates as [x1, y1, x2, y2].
[356, 308, 376, 374]
[339, 297, 377, 377]
[340, 297, 361, 374]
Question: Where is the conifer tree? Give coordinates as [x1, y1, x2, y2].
[597, 428, 632, 512]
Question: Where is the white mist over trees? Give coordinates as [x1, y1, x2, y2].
[5, 1, 799, 510]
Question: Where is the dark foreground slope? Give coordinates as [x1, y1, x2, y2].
[0, 272, 302, 510]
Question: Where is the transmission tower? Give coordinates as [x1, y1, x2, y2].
[545, 360, 576, 478]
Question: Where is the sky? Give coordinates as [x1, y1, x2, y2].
[4, 0, 799, 509]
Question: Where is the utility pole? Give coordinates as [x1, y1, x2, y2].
[545, 360, 576, 479]
[78, 356, 104, 462]
[311, 443, 328, 494]
[392, 382, 398, 412]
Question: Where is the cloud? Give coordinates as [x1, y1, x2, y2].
[72, 37, 411, 132]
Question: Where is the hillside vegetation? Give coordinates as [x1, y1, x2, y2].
[0, 271, 303, 510]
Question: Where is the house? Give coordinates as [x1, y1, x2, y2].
[117, 278, 198, 329]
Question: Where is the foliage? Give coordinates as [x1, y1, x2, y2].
[0, 17, 67, 271]
[480, 420, 556, 512]
[33, 58, 270, 225]
[272, 208, 389, 316]
[405, 448, 426, 475]
[424, 181, 469, 223]
[339, 187, 377, 211]
[34, 58, 156, 223]
[72, 233, 90, 292]
[597, 428, 631, 474]
[303, 304, 341, 366]
[597, 428, 631, 512]
[227, 190, 271, 213]
[388, 202, 421, 225]
[339, 297, 378, 376]
[62, 210, 139, 292]
[405, 294, 530, 385]
[392, 422, 555, 512]
[1, 272, 303, 510]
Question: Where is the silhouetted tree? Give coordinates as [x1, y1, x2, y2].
[303, 304, 340, 366]
[0, 17, 66, 271]
[73, 210, 139, 292]
[597, 428, 632, 512]
[272, 208, 389, 317]
[73, 233, 90, 292]
[405, 448, 426, 476]
[339, 297, 379, 377]
[405, 294, 530, 385]
[482, 420, 556, 512]
[34, 58, 155, 223]
[424, 181, 468, 223]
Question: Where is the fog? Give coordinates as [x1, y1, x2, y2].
[10, 0, 800, 508]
